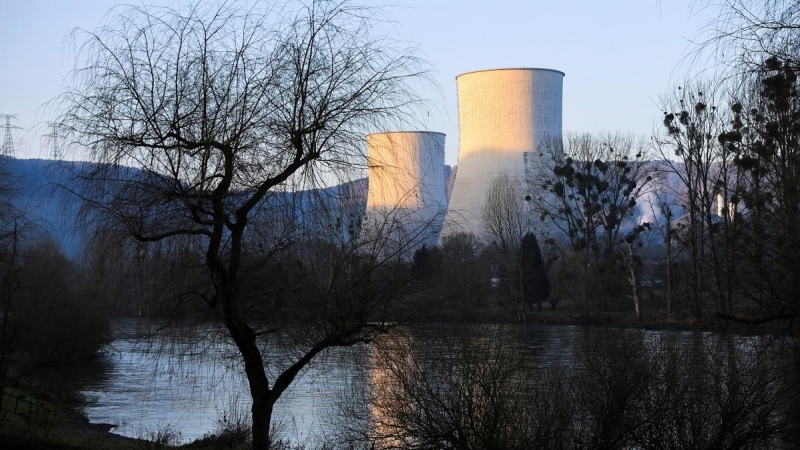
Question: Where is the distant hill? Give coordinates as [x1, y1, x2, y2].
[2, 158, 91, 256]
[0, 158, 688, 257]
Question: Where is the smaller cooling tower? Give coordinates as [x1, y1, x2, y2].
[364, 131, 448, 254]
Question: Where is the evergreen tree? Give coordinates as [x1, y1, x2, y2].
[519, 232, 550, 311]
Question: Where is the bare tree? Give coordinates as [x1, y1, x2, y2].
[0, 153, 23, 416]
[701, 0, 800, 73]
[57, 2, 429, 447]
[685, 0, 800, 325]
[534, 133, 655, 313]
[716, 57, 800, 324]
[617, 223, 651, 321]
[656, 83, 746, 317]
[481, 174, 533, 322]
[333, 326, 799, 450]
[335, 326, 572, 450]
[644, 188, 677, 316]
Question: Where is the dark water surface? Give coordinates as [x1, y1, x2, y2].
[34, 318, 767, 444]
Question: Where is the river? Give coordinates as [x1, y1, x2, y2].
[32, 318, 792, 445]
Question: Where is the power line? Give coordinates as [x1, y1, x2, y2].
[44, 122, 65, 160]
[0, 114, 21, 157]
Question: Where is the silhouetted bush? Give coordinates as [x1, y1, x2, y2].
[10, 235, 109, 364]
[334, 326, 799, 450]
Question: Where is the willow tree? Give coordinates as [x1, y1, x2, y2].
[57, 1, 428, 447]
[702, 0, 800, 72]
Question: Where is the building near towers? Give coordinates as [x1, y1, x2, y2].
[363, 131, 448, 254]
[441, 67, 564, 240]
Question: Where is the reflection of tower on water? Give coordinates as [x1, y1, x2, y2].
[366, 333, 414, 449]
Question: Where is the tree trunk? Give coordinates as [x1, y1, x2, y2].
[626, 244, 641, 322]
[690, 213, 703, 318]
[581, 255, 590, 312]
[665, 208, 672, 316]
[630, 266, 641, 322]
[252, 396, 274, 450]
[231, 333, 272, 450]
[694, 233, 703, 318]
[222, 295, 272, 450]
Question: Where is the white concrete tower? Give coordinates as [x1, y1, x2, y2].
[364, 131, 448, 253]
[442, 67, 564, 240]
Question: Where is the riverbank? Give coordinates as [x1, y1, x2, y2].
[527, 306, 799, 336]
[1, 382, 250, 450]
[0, 382, 146, 450]
[4, 312, 792, 450]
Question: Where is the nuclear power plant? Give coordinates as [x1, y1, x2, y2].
[441, 67, 564, 239]
[363, 131, 448, 251]
[362, 67, 563, 248]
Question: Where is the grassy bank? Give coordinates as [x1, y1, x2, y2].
[0, 380, 256, 450]
[0, 383, 145, 450]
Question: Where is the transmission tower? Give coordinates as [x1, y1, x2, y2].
[44, 122, 64, 160]
[0, 114, 21, 156]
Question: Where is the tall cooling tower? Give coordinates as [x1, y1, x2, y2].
[442, 68, 564, 240]
[364, 131, 448, 253]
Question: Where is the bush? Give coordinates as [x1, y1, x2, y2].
[10, 235, 109, 364]
[335, 326, 799, 450]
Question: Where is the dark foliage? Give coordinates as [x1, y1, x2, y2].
[519, 232, 550, 311]
[536, 133, 654, 312]
[336, 326, 800, 450]
[10, 235, 109, 364]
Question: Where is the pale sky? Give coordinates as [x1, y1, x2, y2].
[0, 0, 719, 165]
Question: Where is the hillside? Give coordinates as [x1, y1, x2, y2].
[2, 158, 89, 256]
[1, 157, 685, 257]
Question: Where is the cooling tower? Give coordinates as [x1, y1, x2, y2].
[442, 68, 564, 240]
[364, 131, 448, 253]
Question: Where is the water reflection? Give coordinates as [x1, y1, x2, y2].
[44, 319, 797, 447]
[351, 325, 798, 450]
[38, 318, 364, 442]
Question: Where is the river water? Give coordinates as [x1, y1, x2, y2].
[33, 318, 784, 444]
